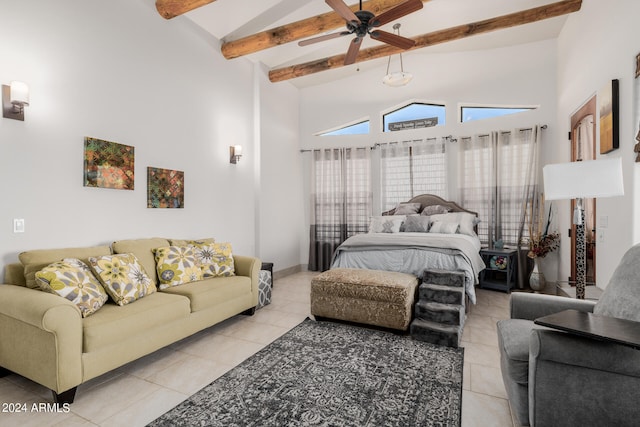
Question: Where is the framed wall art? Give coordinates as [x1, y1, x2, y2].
[598, 79, 619, 154]
[83, 137, 135, 190]
[147, 167, 184, 208]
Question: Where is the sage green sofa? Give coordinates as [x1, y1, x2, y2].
[0, 238, 260, 404]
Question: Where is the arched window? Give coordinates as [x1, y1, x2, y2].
[317, 120, 370, 136]
[460, 105, 536, 123]
[383, 102, 445, 132]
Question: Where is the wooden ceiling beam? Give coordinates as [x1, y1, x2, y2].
[269, 0, 582, 82]
[156, 0, 218, 20]
[221, 0, 431, 60]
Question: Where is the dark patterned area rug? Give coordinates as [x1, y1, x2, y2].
[149, 318, 464, 427]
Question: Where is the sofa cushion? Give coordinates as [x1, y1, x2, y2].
[82, 292, 190, 353]
[89, 253, 156, 306]
[161, 276, 251, 312]
[594, 243, 640, 322]
[168, 238, 215, 246]
[35, 258, 108, 318]
[19, 245, 112, 289]
[153, 245, 203, 289]
[112, 238, 170, 286]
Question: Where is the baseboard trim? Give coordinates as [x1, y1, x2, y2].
[273, 264, 306, 280]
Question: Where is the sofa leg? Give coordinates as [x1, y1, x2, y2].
[52, 387, 77, 405]
[242, 306, 256, 316]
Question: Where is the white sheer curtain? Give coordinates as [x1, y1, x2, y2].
[459, 126, 541, 288]
[308, 147, 372, 271]
[380, 137, 449, 212]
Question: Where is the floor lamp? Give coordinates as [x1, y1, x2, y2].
[542, 158, 624, 299]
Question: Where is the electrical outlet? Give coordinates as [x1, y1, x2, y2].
[13, 218, 25, 233]
[598, 229, 605, 242]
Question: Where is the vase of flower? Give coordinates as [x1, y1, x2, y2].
[527, 198, 560, 292]
[529, 258, 546, 292]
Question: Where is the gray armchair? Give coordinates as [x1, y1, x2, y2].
[497, 244, 640, 426]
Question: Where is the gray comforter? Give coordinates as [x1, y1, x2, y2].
[331, 232, 486, 304]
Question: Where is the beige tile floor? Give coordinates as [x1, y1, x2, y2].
[0, 271, 516, 426]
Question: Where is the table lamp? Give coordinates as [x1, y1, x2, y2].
[542, 157, 624, 299]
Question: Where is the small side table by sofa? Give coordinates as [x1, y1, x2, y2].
[479, 248, 517, 292]
[257, 262, 274, 309]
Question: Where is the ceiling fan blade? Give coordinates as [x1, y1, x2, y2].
[370, 30, 415, 49]
[298, 31, 351, 47]
[369, 0, 423, 27]
[325, 0, 360, 25]
[344, 37, 363, 65]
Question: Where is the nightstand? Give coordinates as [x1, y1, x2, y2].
[479, 248, 517, 292]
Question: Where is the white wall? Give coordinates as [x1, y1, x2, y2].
[0, 0, 304, 275]
[298, 40, 558, 268]
[556, 0, 640, 288]
[256, 64, 305, 270]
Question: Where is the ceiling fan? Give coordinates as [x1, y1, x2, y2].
[299, 0, 423, 65]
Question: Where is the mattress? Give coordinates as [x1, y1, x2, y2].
[330, 232, 486, 304]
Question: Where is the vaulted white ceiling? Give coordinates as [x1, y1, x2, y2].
[179, 0, 576, 88]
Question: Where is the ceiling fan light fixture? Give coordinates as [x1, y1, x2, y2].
[383, 71, 413, 87]
[382, 23, 412, 87]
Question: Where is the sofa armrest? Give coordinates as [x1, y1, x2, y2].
[233, 255, 261, 305]
[0, 284, 83, 393]
[510, 293, 596, 321]
[530, 328, 640, 377]
[528, 328, 640, 427]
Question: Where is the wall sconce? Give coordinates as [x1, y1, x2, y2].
[230, 145, 243, 164]
[2, 81, 30, 121]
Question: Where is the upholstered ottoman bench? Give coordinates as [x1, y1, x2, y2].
[310, 268, 419, 331]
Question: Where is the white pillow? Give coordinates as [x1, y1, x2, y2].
[429, 221, 460, 234]
[430, 212, 477, 236]
[369, 216, 405, 233]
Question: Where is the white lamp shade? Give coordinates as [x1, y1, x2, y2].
[10, 81, 29, 106]
[543, 157, 624, 200]
[233, 145, 242, 156]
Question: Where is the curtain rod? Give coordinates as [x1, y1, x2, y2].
[299, 125, 547, 152]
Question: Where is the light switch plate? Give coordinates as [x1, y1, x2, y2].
[13, 218, 25, 233]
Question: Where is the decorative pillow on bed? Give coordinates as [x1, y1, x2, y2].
[35, 258, 108, 318]
[153, 246, 204, 289]
[421, 205, 450, 216]
[402, 215, 431, 232]
[394, 203, 422, 215]
[369, 216, 405, 233]
[430, 212, 477, 236]
[429, 221, 460, 234]
[89, 253, 156, 305]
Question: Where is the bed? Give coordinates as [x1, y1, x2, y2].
[330, 194, 485, 304]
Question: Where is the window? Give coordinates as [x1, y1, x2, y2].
[458, 128, 540, 247]
[383, 103, 445, 132]
[308, 148, 372, 271]
[317, 120, 370, 136]
[460, 105, 536, 123]
[380, 138, 448, 211]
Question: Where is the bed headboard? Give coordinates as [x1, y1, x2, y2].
[382, 194, 478, 218]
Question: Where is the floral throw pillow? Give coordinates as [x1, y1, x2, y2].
[89, 253, 156, 306]
[153, 246, 203, 289]
[35, 258, 108, 318]
[204, 242, 236, 278]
